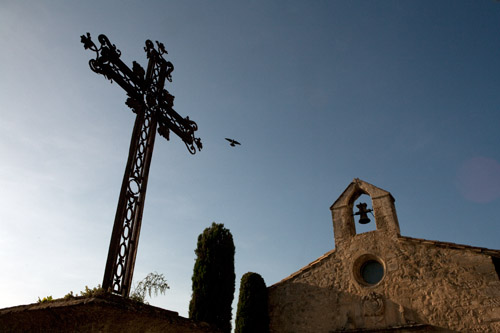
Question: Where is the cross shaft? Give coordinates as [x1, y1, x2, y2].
[81, 33, 202, 297]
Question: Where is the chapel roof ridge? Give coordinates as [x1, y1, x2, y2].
[330, 178, 395, 210]
[269, 248, 336, 288]
[399, 235, 500, 256]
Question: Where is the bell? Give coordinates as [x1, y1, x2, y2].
[358, 211, 371, 224]
[354, 202, 373, 224]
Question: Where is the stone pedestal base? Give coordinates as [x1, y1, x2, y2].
[0, 293, 219, 333]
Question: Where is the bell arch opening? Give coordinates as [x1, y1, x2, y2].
[353, 194, 377, 234]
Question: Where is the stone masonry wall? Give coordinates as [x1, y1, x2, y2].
[0, 293, 221, 333]
[268, 231, 500, 332]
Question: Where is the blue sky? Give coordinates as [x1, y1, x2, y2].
[1, 0, 499, 321]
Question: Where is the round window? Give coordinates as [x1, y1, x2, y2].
[353, 254, 385, 286]
[360, 260, 384, 285]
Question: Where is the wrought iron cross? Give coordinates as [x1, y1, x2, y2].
[81, 33, 202, 297]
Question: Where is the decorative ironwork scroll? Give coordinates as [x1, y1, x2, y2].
[81, 33, 202, 297]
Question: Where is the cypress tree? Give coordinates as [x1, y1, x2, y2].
[235, 272, 269, 333]
[189, 222, 235, 333]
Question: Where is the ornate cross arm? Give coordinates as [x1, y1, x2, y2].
[81, 33, 146, 101]
[155, 88, 202, 154]
[157, 106, 203, 154]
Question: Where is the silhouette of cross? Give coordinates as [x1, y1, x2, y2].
[81, 33, 202, 297]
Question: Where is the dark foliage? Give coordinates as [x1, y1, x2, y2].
[189, 222, 235, 333]
[235, 272, 269, 333]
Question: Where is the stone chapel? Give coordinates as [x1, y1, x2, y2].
[268, 179, 500, 332]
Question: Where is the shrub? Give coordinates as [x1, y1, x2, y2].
[235, 272, 269, 333]
[189, 222, 235, 333]
[79, 285, 104, 297]
[129, 272, 169, 304]
[37, 295, 53, 303]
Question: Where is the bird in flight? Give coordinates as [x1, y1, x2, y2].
[225, 138, 241, 147]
